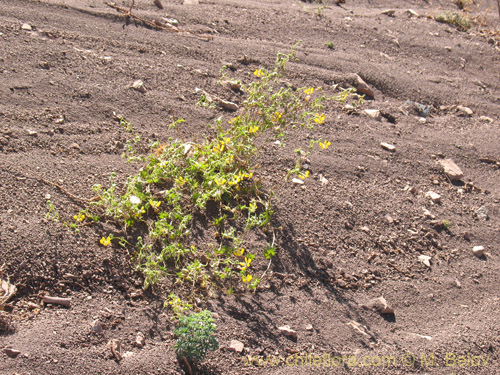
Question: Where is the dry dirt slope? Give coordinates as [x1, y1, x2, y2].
[0, 0, 499, 374]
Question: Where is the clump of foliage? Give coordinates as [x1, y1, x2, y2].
[174, 310, 219, 364]
[435, 11, 472, 31]
[75, 43, 361, 311]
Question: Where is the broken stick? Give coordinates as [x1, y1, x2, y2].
[42, 296, 71, 307]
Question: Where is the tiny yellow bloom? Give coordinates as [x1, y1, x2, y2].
[100, 236, 112, 247]
[233, 248, 245, 257]
[314, 113, 325, 124]
[304, 87, 314, 96]
[149, 200, 162, 211]
[249, 202, 257, 212]
[298, 170, 310, 180]
[242, 274, 253, 283]
[73, 212, 85, 222]
[319, 141, 331, 150]
[214, 178, 226, 186]
[249, 126, 259, 134]
[271, 111, 283, 122]
[254, 69, 265, 77]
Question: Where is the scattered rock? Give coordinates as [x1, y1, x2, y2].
[107, 339, 122, 361]
[39, 61, 50, 69]
[457, 105, 473, 116]
[69, 143, 81, 151]
[131, 80, 146, 93]
[26, 129, 38, 136]
[439, 159, 464, 181]
[360, 226, 370, 233]
[380, 142, 396, 152]
[418, 255, 432, 268]
[184, 0, 199, 5]
[134, 332, 145, 348]
[385, 214, 394, 224]
[381, 9, 396, 17]
[363, 109, 381, 119]
[403, 100, 430, 117]
[278, 325, 297, 338]
[21, 23, 32, 31]
[319, 174, 329, 186]
[352, 73, 374, 98]
[422, 207, 435, 219]
[364, 296, 394, 315]
[153, 0, 164, 9]
[216, 98, 238, 112]
[479, 116, 493, 123]
[221, 80, 242, 92]
[54, 115, 65, 124]
[305, 324, 314, 331]
[229, 339, 244, 353]
[346, 320, 372, 338]
[454, 279, 462, 288]
[292, 178, 304, 185]
[472, 246, 485, 258]
[406, 9, 419, 17]
[425, 191, 441, 203]
[91, 320, 103, 334]
[0, 277, 17, 305]
[475, 206, 489, 220]
[3, 348, 21, 358]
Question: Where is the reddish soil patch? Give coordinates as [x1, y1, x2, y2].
[1, 0, 499, 374]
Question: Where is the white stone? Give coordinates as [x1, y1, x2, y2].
[229, 339, 244, 353]
[380, 142, 396, 152]
[131, 80, 146, 93]
[21, 23, 32, 31]
[439, 159, 464, 181]
[457, 105, 473, 116]
[292, 178, 304, 185]
[425, 191, 441, 203]
[472, 246, 485, 257]
[418, 255, 432, 268]
[278, 325, 297, 338]
[364, 109, 380, 119]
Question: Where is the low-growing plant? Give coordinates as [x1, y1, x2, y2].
[174, 310, 219, 368]
[76, 43, 362, 312]
[435, 11, 472, 31]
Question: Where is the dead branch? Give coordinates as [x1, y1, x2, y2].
[42, 295, 72, 307]
[1, 163, 96, 204]
[106, 2, 212, 41]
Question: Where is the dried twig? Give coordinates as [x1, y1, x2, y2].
[106, 2, 212, 41]
[1, 163, 96, 204]
[42, 295, 72, 307]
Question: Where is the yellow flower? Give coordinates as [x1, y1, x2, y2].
[249, 126, 259, 134]
[73, 212, 85, 222]
[135, 206, 146, 218]
[100, 236, 112, 247]
[233, 248, 245, 257]
[176, 176, 186, 186]
[149, 200, 162, 211]
[314, 113, 325, 124]
[240, 257, 252, 270]
[304, 87, 314, 96]
[242, 274, 253, 283]
[319, 140, 331, 150]
[271, 112, 283, 122]
[254, 69, 265, 77]
[299, 170, 310, 180]
[214, 178, 226, 186]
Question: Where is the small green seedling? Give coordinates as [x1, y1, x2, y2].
[174, 310, 219, 371]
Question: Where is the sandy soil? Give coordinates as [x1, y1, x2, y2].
[1, 0, 499, 374]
